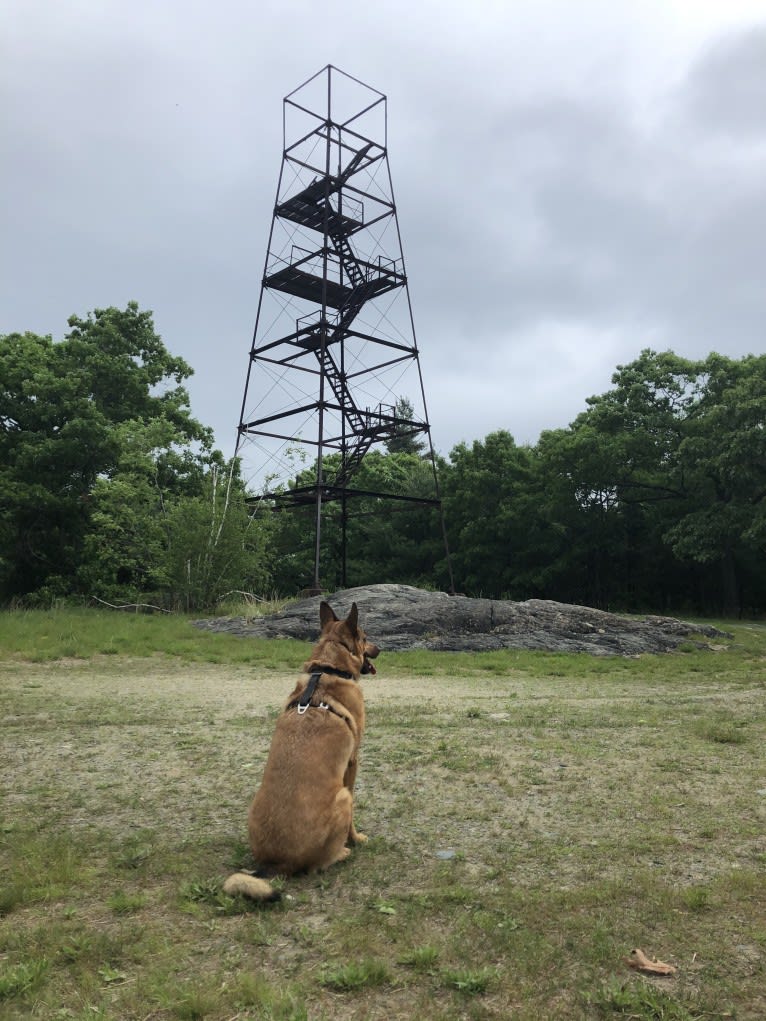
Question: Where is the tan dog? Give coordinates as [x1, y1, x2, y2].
[224, 600, 379, 901]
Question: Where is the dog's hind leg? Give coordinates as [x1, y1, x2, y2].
[343, 757, 367, 845]
[317, 788, 355, 869]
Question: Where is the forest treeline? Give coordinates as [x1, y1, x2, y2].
[2, 304, 764, 615]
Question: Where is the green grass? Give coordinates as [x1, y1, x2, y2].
[0, 605, 760, 675]
[588, 979, 714, 1019]
[0, 958, 49, 1000]
[0, 605, 303, 666]
[440, 966, 496, 994]
[319, 958, 391, 991]
[0, 609, 764, 1019]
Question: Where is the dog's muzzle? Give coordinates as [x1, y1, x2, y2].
[361, 643, 380, 675]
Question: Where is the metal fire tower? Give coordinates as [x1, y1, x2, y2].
[236, 65, 453, 593]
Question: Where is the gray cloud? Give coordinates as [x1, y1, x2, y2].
[683, 25, 766, 137]
[2, 2, 765, 463]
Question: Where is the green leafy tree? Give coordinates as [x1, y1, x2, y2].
[384, 396, 427, 456]
[659, 352, 766, 612]
[534, 424, 664, 609]
[0, 303, 271, 607]
[160, 460, 273, 611]
[74, 421, 273, 609]
[269, 449, 444, 592]
[342, 450, 444, 586]
[74, 420, 174, 600]
[541, 350, 766, 613]
[441, 431, 546, 598]
[1, 305, 202, 599]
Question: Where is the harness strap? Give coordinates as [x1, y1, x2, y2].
[296, 671, 323, 715]
[286, 671, 357, 735]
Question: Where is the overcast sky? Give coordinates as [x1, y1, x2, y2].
[3, 0, 765, 469]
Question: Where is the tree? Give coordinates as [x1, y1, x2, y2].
[158, 460, 274, 611]
[535, 424, 665, 610]
[0, 303, 270, 607]
[74, 422, 274, 609]
[268, 449, 445, 593]
[384, 396, 427, 456]
[660, 352, 766, 612]
[545, 350, 766, 614]
[441, 431, 545, 598]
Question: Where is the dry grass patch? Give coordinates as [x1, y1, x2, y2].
[1, 619, 765, 1019]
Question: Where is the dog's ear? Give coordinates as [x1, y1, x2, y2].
[345, 602, 359, 634]
[319, 601, 338, 630]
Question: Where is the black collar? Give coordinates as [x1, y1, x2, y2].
[305, 663, 354, 680]
[294, 667, 352, 711]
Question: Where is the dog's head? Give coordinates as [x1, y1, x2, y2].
[319, 601, 380, 676]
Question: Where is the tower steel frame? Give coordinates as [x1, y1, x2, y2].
[236, 65, 453, 593]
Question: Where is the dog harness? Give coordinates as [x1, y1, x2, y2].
[287, 666, 355, 731]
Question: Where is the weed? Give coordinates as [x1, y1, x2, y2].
[319, 958, 390, 990]
[399, 945, 440, 972]
[107, 890, 147, 914]
[59, 933, 93, 963]
[98, 964, 127, 984]
[440, 966, 495, 994]
[588, 979, 712, 1019]
[114, 841, 153, 870]
[0, 832, 85, 914]
[179, 877, 236, 915]
[170, 983, 218, 1019]
[696, 721, 747, 745]
[0, 957, 49, 999]
[231, 973, 308, 1018]
[681, 885, 711, 912]
[0, 879, 28, 916]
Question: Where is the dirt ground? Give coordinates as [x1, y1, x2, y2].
[4, 658, 764, 881]
[2, 659, 480, 720]
[2, 654, 765, 1020]
[1, 660, 491, 845]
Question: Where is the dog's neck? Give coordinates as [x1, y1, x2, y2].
[304, 663, 354, 680]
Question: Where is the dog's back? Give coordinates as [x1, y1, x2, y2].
[248, 675, 363, 873]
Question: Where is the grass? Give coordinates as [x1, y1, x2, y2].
[319, 959, 391, 991]
[0, 604, 299, 666]
[0, 608, 764, 1019]
[0, 959, 49, 1000]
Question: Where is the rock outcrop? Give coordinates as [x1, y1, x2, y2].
[193, 584, 729, 656]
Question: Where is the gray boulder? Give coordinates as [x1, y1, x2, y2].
[193, 584, 729, 656]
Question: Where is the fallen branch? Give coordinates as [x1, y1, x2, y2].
[91, 597, 171, 614]
[626, 948, 677, 976]
[215, 590, 268, 604]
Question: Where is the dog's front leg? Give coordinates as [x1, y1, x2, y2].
[343, 756, 367, 844]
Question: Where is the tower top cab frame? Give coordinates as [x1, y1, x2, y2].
[236, 65, 453, 593]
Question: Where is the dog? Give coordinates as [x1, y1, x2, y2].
[224, 600, 379, 901]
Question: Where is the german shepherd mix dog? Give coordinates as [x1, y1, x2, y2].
[224, 601, 379, 901]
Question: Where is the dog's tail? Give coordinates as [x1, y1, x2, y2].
[223, 871, 281, 903]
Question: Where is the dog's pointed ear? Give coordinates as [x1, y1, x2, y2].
[345, 602, 359, 633]
[319, 601, 337, 630]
